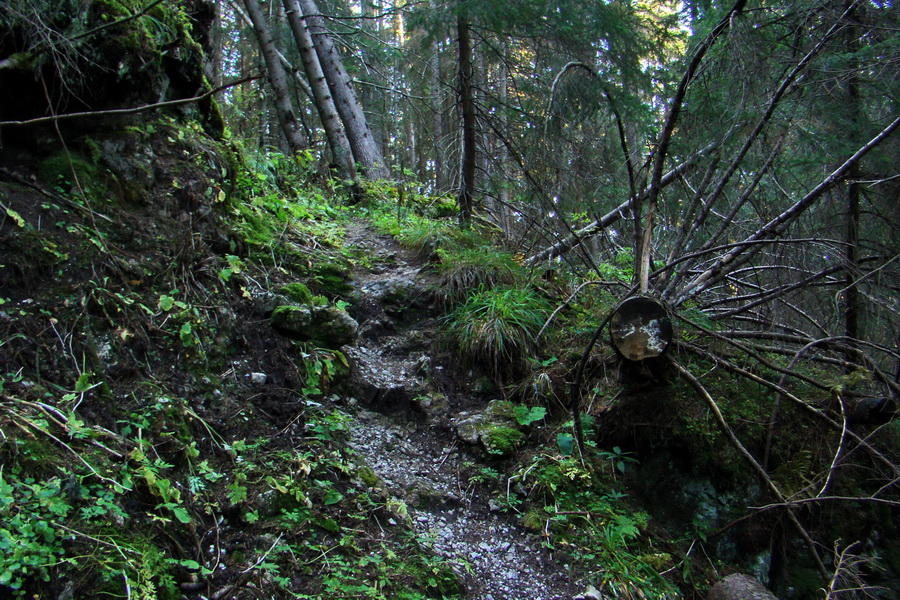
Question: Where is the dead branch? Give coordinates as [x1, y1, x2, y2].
[818, 389, 850, 498]
[523, 133, 733, 266]
[752, 495, 900, 511]
[536, 279, 630, 340]
[825, 541, 886, 600]
[0, 74, 260, 127]
[676, 114, 900, 304]
[676, 340, 900, 477]
[639, 0, 749, 292]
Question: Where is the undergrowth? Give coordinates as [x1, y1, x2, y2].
[0, 142, 468, 599]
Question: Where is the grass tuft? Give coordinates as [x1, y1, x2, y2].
[444, 286, 550, 378]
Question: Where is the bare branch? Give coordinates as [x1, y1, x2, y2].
[640, 0, 748, 292]
[523, 133, 733, 266]
[0, 75, 260, 127]
[676, 115, 900, 304]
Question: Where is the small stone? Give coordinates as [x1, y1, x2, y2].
[249, 372, 267, 385]
[574, 584, 603, 600]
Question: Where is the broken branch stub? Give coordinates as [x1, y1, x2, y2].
[609, 296, 673, 361]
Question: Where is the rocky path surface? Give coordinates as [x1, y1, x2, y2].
[340, 221, 579, 600]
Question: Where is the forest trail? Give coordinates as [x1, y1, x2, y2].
[340, 221, 579, 600]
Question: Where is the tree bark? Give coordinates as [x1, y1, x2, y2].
[297, 0, 389, 180]
[456, 10, 476, 226]
[431, 47, 445, 191]
[241, 0, 306, 155]
[281, 0, 356, 181]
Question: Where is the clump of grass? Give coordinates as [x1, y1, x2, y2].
[444, 286, 551, 378]
[436, 246, 523, 307]
[396, 219, 455, 256]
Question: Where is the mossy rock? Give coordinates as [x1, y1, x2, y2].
[270, 305, 358, 348]
[311, 262, 354, 297]
[452, 399, 525, 456]
[357, 466, 381, 488]
[280, 282, 314, 304]
[39, 151, 106, 198]
[521, 509, 545, 532]
[471, 376, 497, 395]
[485, 399, 517, 420]
[482, 425, 525, 455]
[413, 392, 449, 418]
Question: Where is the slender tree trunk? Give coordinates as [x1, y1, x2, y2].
[496, 55, 512, 234]
[431, 49, 445, 191]
[297, 0, 389, 180]
[456, 10, 476, 226]
[241, 0, 306, 155]
[638, 0, 747, 292]
[842, 0, 862, 363]
[845, 172, 861, 343]
[282, 0, 356, 181]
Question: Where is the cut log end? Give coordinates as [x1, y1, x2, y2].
[707, 574, 778, 600]
[609, 296, 673, 361]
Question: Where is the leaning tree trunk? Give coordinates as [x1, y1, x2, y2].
[297, 0, 389, 180]
[241, 0, 306, 155]
[282, 0, 356, 181]
[456, 11, 476, 226]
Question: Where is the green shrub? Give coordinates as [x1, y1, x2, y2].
[396, 219, 455, 255]
[444, 286, 550, 378]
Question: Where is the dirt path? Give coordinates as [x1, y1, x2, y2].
[340, 221, 579, 600]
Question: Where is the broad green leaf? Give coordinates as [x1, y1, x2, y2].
[6, 208, 25, 228]
[158, 295, 175, 311]
[172, 506, 191, 524]
[323, 490, 344, 505]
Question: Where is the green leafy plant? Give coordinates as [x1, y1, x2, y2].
[599, 446, 638, 475]
[506, 451, 677, 599]
[0, 471, 69, 594]
[298, 345, 348, 396]
[514, 405, 547, 426]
